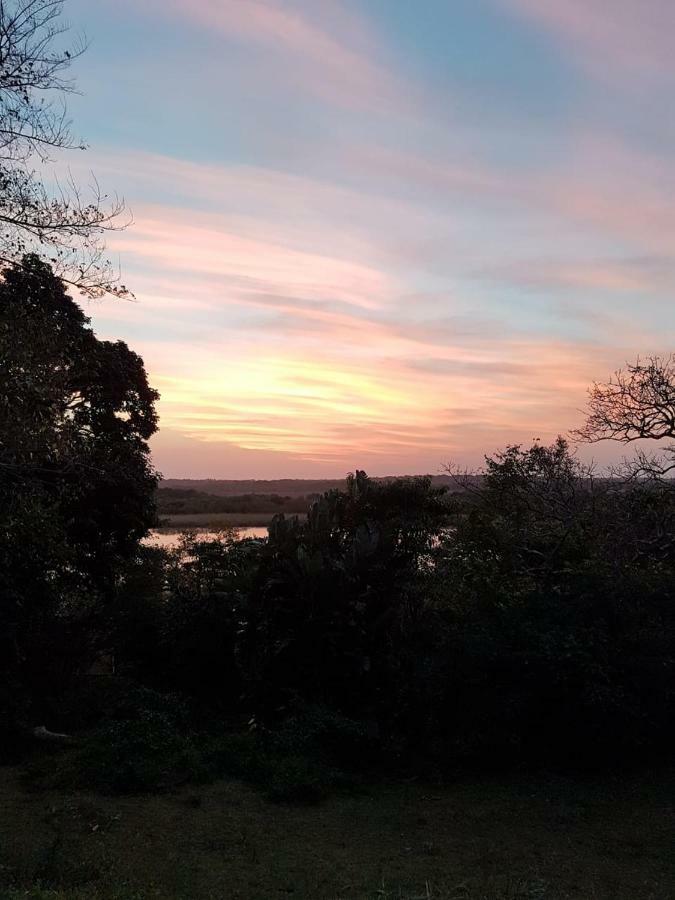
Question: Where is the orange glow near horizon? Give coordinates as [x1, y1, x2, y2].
[139, 330, 611, 471]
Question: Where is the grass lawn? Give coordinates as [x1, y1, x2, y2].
[1, 766, 673, 899]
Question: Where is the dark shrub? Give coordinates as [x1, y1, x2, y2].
[63, 711, 203, 794]
[270, 703, 379, 770]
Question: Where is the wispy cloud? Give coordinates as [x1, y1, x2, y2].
[82, 136, 673, 474]
[140, 0, 411, 113]
[502, 0, 675, 86]
[114, 207, 391, 311]
[72, 1, 674, 476]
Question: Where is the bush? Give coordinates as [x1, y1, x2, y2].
[270, 703, 379, 770]
[202, 728, 345, 802]
[259, 753, 330, 802]
[49, 678, 192, 734]
[83, 714, 203, 793]
[26, 710, 203, 795]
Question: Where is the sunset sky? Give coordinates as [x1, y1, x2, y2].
[66, 0, 674, 478]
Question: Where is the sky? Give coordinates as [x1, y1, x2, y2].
[61, 0, 675, 478]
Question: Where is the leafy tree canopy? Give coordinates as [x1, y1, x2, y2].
[0, 255, 158, 705]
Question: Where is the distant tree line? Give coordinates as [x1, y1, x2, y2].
[156, 488, 317, 518]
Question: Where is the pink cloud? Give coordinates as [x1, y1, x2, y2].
[112, 205, 392, 310]
[59, 0, 675, 478]
[480, 257, 675, 297]
[115, 323, 623, 467]
[80, 132, 673, 475]
[342, 138, 675, 262]
[79, 144, 675, 322]
[142, 0, 410, 113]
[502, 0, 675, 86]
[85, 143, 675, 372]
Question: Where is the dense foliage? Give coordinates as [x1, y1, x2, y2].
[105, 450, 675, 777]
[0, 256, 158, 743]
[2, 261, 674, 785]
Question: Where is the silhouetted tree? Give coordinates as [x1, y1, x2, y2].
[432, 439, 675, 764]
[0, 255, 158, 721]
[0, 0, 128, 296]
[574, 355, 675, 479]
[239, 471, 449, 720]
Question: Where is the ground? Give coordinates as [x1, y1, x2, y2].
[1, 766, 673, 899]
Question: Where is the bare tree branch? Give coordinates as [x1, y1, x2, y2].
[573, 355, 675, 484]
[0, 0, 130, 296]
[573, 355, 675, 444]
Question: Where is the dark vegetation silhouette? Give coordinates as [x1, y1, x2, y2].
[0, 255, 158, 751]
[1, 0, 674, 824]
[2, 260, 675, 793]
[573, 354, 675, 479]
[158, 474, 472, 498]
[154, 475, 476, 521]
[156, 487, 316, 518]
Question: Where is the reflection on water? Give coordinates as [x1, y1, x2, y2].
[145, 526, 268, 549]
